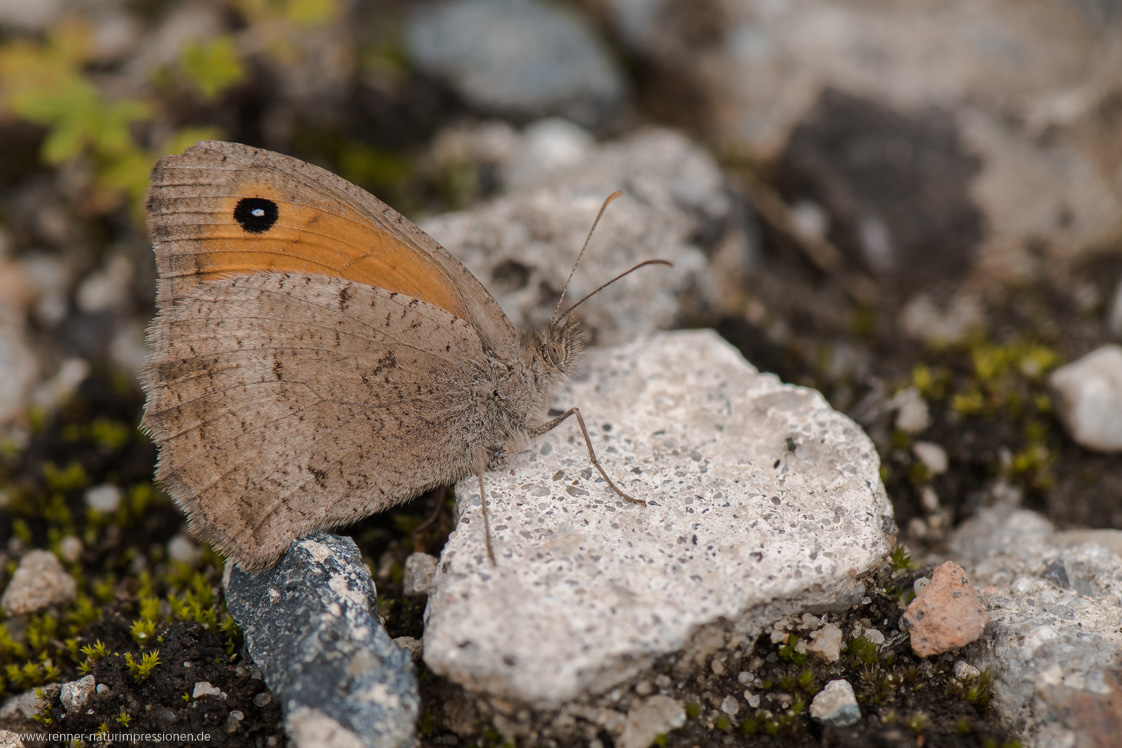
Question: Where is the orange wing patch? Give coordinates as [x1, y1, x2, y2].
[184, 183, 469, 319]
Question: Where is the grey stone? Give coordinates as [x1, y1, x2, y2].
[0, 730, 23, 748]
[950, 506, 1122, 747]
[59, 674, 96, 713]
[1, 549, 77, 616]
[401, 553, 438, 597]
[424, 330, 894, 708]
[0, 685, 58, 722]
[810, 679, 860, 727]
[603, 0, 1122, 290]
[226, 534, 419, 748]
[406, 0, 626, 128]
[1048, 345, 1122, 452]
[421, 128, 743, 346]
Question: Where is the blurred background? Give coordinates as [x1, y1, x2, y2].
[0, 0, 1119, 743]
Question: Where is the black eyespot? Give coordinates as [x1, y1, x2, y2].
[234, 197, 278, 234]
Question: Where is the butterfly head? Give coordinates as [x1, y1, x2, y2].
[528, 315, 586, 388]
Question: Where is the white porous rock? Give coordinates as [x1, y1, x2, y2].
[950, 505, 1122, 748]
[1048, 345, 1122, 452]
[421, 128, 738, 345]
[425, 330, 895, 707]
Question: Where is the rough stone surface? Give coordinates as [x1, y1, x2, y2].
[0, 549, 77, 616]
[810, 679, 860, 727]
[59, 675, 96, 714]
[1048, 344, 1122, 452]
[424, 330, 894, 707]
[421, 127, 749, 344]
[225, 534, 419, 748]
[603, 0, 1122, 288]
[0, 686, 57, 722]
[950, 506, 1122, 747]
[902, 561, 988, 657]
[406, 0, 626, 128]
[617, 695, 686, 748]
[0, 730, 23, 748]
[402, 553, 438, 597]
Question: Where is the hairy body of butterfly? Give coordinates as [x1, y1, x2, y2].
[141, 141, 607, 571]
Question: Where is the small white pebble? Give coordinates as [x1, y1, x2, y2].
[913, 441, 949, 475]
[193, 681, 226, 700]
[84, 484, 122, 513]
[863, 628, 886, 646]
[720, 695, 739, 716]
[954, 660, 981, 680]
[58, 536, 83, 563]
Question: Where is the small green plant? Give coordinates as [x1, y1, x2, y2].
[124, 649, 161, 681]
[889, 546, 914, 573]
[115, 708, 131, 726]
[79, 640, 108, 661]
[130, 618, 157, 646]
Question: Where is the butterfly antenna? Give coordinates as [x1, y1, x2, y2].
[552, 191, 625, 322]
[557, 259, 673, 322]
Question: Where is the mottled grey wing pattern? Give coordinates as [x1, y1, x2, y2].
[142, 272, 491, 570]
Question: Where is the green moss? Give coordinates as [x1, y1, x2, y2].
[25, 615, 59, 654]
[889, 546, 914, 572]
[777, 634, 806, 665]
[907, 711, 930, 733]
[130, 618, 157, 647]
[43, 461, 89, 494]
[124, 649, 161, 681]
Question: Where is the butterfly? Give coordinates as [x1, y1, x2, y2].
[140, 141, 665, 570]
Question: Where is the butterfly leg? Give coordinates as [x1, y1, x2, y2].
[529, 408, 646, 506]
[473, 450, 497, 565]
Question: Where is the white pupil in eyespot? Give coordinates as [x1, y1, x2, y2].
[252, 208, 265, 217]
